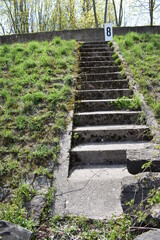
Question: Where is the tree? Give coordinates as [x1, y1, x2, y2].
[104, 0, 109, 23]
[112, 0, 123, 26]
[92, 0, 98, 27]
[132, 0, 160, 26]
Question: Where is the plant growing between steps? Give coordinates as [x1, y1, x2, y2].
[113, 95, 142, 111]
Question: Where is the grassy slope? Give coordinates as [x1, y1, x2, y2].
[0, 37, 76, 230]
[0, 33, 160, 239]
[114, 32, 160, 123]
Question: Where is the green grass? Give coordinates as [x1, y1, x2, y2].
[0, 37, 76, 230]
[114, 32, 160, 122]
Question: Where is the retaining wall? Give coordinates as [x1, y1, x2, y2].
[0, 26, 160, 45]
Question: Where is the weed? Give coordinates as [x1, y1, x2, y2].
[113, 95, 142, 111]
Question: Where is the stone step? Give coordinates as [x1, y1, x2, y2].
[72, 125, 151, 145]
[73, 111, 143, 126]
[76, 89, 132, 100]
[127, 147, 160, 174]
[82, 42, 107, 47]
[80, 66, 120, 73]
[70, 142, 151, 167]
[80, 47, 111, 52]
[78, 80, 129, 90]
[80, 56, 113, 62]
[75, 99, 134, 112]
[80, 72, 121, 81]
[80, 51, 113, 57]
[79, 61, 115, 67]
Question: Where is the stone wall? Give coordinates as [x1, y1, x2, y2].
[0, 26, 160, 45]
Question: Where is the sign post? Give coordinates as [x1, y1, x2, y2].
[104, 23, 113, 42]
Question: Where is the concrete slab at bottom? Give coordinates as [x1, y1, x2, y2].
[54, 165, 131, 219]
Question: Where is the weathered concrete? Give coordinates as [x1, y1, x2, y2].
[74, 111, 143, 126]
[72, 125, 151, 145]
[75, 99, 132, 112]
[79, 60, 115, 67]
[1, 26, 160, 45]
[127, 148, 160, 174]
[80, 66, 119, 73]
[80, 72, 121, 81]
[135, 230, 160, 240]
[76, 89, 132, 100]
[54, 128, 131, 219]
[70, 142, 152, 167]
[53, 41, 154, 220]
[79, 79, 129, 90]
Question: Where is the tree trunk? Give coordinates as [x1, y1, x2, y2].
[112, 0, 118, 26]
[104, 0, 108, 23]
[92, 0, 98, 28]
[149, 0, 154, 26]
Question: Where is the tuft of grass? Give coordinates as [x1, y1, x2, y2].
[113, 94, 142, 111]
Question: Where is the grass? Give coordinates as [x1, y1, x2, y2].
[114, 32, 160, 122]
[0, 37, 76, 231]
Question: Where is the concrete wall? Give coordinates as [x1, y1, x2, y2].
[0, 26, 160, 45]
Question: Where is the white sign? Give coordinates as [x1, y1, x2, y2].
[104, 23, 113, 42]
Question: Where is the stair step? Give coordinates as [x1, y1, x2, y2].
[82, 42, 107, 47]
[80, 66, 120, 73]
[79, 61, 116, 67]
[72, 125, 151, 145]
[75, 99, 134, 112]
[79, 80, 129, 90]
[73, 111, 144, 126]
[76, 89, 132, 100]
[80, 51, 113, 57]
[80, 72, 121, 81]
[80, 47, 111, 52]
[70, 142, 151, 166]
[80, 56, 113, 62]
[127, 148, 160, 174]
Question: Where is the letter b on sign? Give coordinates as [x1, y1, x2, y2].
[104, 23, 113, 42]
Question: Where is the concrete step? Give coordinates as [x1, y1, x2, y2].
[80, 66, 120, 73]
[70, 142, 151, 167]
[80, 72, 121, 81]
[76, 89, 132, 100]
[80, 51, 113, 57]
[80, 47, 111, 52]
[80, 56, 113, 62]
[127, 147, 160, 174]
[75, 99, 134, 112]
[73, 111, 144, 126]
[82, 42, 107, 46]
[79, 61, 115, 67]
[72, 125, 152, 145]
[78, 80, 129, 90]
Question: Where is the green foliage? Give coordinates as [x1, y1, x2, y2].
[113, 95, 142, 111]
[114, 33, 160, 121]
[0, 183, 35, 230]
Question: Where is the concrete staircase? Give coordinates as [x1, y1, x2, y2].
[54, 42, 154, 219]
[69, 42, 152, 173]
